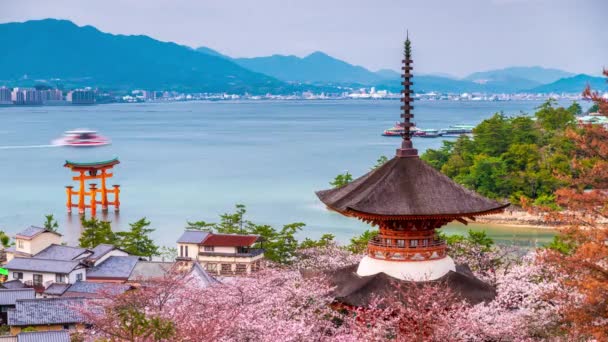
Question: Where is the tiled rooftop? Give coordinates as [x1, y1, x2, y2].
[65, 281, 131, 297]
[1, 280, 26, 289]
[201, 233, 259, 247]
[128, 261, 174, 281]
[5, 258, 82, 274]
[17, 330, 70, 342]
[15, 226, 61, 240]
[87, 244, 117, 261]
[8, 297, 85, 326]
[0, 289, 35, 306]
[43, 283, 71, 296]
[177, 230, 209, 244]
[33, 244, 90, 261]
[86, 256, 140, 279]
[190, 262, 220, 287]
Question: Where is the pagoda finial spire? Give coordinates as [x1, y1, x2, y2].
[396, 32, 418, 158]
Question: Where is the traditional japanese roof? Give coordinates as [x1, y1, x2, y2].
[1, 280, 26, 290]
[64, 157, 120, 170]
[17, 331, 70, 342]
[0, 289, 35, 306]
[33, 244, 91, 261]
[201, 233, 259, 247]
[316, 157, 508, 220]
[63, 281, 131, 298]
[7, 297, 85, 326]
[3, 246, 31, 258]
[43, 283, 71, 296]
[15, 226, 61, 240]
[190, 262, 220, 287]
[87, 243, 119, 261]
[327, 264, 496, 307]
[316, 36, 507, 221]
[86, 256, 140, 280]
[128, 261, 174, 281]
[5, 258, 82, 274]
[177, 230, 210, 244]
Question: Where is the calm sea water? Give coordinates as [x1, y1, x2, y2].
[0, 100, 565, 247]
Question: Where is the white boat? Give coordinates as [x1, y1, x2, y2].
[53, 129, 111, 147]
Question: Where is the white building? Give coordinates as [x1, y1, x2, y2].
[176, 230, 264, 276]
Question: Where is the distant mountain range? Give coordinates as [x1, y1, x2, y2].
[198, 47, 607, 94]
[0, 19, 605, 94]
[0, 19, 289, 93]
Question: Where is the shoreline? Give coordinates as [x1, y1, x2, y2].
[475, 208, 560, 230]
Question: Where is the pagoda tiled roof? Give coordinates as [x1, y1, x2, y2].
[316, 156, 508, 219]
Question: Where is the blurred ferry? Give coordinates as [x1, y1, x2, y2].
[382, 122, 421, 137]
[53, 129, 111, 147]
[439, 125, 474, 136]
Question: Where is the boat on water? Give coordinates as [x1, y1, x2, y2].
[439, 124, 474, 136]
[382, 122, 421, 137]
[415, 128, 443, 138]
[53, 129, 111, 147]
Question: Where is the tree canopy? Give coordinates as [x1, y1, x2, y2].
[421, 100, 581, 205]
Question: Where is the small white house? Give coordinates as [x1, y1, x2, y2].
[4, 227, 62, 263]
[4, 257, 87, 292]
[176, 230, 264, 276]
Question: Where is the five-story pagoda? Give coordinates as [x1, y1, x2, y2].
[316, 36, 508, 302]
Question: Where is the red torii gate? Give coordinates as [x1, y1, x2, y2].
[64, 158, 121, 216]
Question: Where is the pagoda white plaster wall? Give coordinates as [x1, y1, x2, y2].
[356, 256, 456, 281]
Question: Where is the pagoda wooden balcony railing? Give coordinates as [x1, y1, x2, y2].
[367, 236, 447, 261]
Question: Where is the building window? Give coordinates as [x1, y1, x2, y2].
[410, 240, 418, 247]
[17, 240, 23, 249]
[180, 245, 183, 257]
[185, 246, 189, 257]
[76, 273, 83, 281]
[13, 272, 23, 280]
[33, 274, 43, 286]
[205, 263, 217, 272]
[236, 264, 247, 274]
[56, 274, 65, 283]
[221, 264, 232, 275]
[204, 246, 214, 252]
[397, 240, 405, 247]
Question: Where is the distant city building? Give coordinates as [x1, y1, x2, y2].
[0, 86, 11, 104]
[11, 88, 25, 105]
[67, 89, 95, 105]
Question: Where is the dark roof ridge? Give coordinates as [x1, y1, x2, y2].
[15, 296, 85, 303]
[0, 288, 33, 292]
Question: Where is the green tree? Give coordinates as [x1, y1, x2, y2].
[0, 231, 12, 247]
[422, 141, 454, 171]
[117, 218, 159, 260]
[79, 217, 117, 248]
[330, 171, 353, 188]
[158, 246, 178, 262]
[185, 220, 215, 232]
[588, 103, 599, 114]
[567, 101, 583, 116]
[535, 100, 575, 131]
[463, 155, 510, 199]
[299, 233, 336, 249]
[372, 155, 389, 170]
[43, 214, 59, 232]
[473, 113, 512, 156]
[347, 229, 378, 254]
[189, 204, 310, 264]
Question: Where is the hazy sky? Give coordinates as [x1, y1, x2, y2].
[2, 0, 606, 77]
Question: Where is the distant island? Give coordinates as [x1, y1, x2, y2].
[0, 19, 607, 98]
